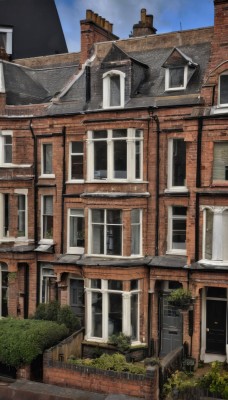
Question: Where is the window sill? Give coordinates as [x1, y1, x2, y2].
[199, 259, 228, 266]
[66, 179, 84, 184]
[102, 105, 124, 110]
[0, 163, 32, 168]
[86, 179, 144, 183]
[85, 254, 143, 259]
[67, 248, 84, 255]
[211, 180, 228, 187]
[165, 87, 186, 92]
[39, 239, 54, 245]
[211, 106, 228, 115]
[166, 250, 187, 256]
[165, 187, 188, 193]
[39, 174, 55, 179]
[0, 237, 15, 243]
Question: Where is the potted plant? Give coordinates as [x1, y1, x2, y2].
[168, 288, 192, 311]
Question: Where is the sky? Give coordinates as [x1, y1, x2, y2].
[55, 0, 214, 53]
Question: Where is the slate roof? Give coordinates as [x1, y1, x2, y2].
[1, 26, 213, 115]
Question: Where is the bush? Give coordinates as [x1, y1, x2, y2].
[108, 333, 131, 352]
[199, 361, 228, 399]
[0, 318, 68, 368]
[33, 301, 80, 333]
[69, 353, 146, 375]
[163, 370, 198, 399]
[168, 288, 192, 310]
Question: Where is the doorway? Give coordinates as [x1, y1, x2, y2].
[160, 294, 183, 356]
[206, 287, 227, 355]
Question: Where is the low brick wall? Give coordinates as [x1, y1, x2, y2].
[43, 358, 159, 400]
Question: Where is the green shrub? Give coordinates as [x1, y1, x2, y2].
[168, 288, 192, 310]
[108, 333, 131, 352]
[0, 318, 68, 368]
[33, 301, 80, 333]
[57, 305, 80, 333]
[68, 353, 146, 375]
[163, 370, 198, 399]
[199, 361, 228, 399]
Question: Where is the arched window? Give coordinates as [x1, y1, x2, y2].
[103, 70, 125, 109]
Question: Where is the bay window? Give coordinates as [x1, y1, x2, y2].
[86, 279, 140, 342]
[87, 129, 143, 181]
[202, 206, 228, 263]
[131, 209, 142, 255]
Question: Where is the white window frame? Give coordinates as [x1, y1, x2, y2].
[218, 71, 228, 108]
[166, 138, 187, 192]
[41, 195, 53, 244]
[68, 141, 84, 183]
[167, 206, 187, 255]
[85, 279, 141, 344]
[0, 131, 13, 166]
[0, 193, 10, 241]
[40, 265, 56, 304]
[201, 206, 228, 265]
[0, 27, 13, 55]
[0, 62, 5, 93]
[165, 66, 188, 91]
[67, 209, 85, 254]
[88, 209, 123, 257]
[40, 143, 54, 178]
[131, 209, 143, 256]
[14, 188, 28, 240]
[87, 129, 143, 182]
[103, 70, 125, 109]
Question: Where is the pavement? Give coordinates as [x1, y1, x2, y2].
[0, 377, 142, 400]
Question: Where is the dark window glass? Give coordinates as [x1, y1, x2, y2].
[114, 140, 127, 178]
[43, 196, 53, 239]
[206, 287, 227, 298]
[18, 195, 26, 237]
[110, 75, 120, 106]
[43, 144, 52, 174]
[108, 280, 123, 291]
[3, 194, 9, 237]
[70, 210, 84, 248]
[108, 292, 122, 335]
[169, 67, 184, 88]
[172, 139, 186, 186]
[91, 292, 102, 337]
[220, 75, 228, 105]
[4, 136, 12, 163]
[94, 141, 107, 179]
[71, 142, 83, 180]
[91, 279, 101, 289]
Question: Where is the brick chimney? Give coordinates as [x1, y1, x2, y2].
[131, 9, 157, 37]
[80, 10, 119, 65]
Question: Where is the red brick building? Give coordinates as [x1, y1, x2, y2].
[0, 0, 228, 365]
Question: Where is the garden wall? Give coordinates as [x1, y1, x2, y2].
[43, 357, 159, 400]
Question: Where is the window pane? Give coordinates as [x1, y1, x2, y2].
[43, 196, 53, 239]
[72, 142, 83, 153]
[110, 75, 120, 106]
[107, 225, 122, 255]
[131, 225, 140, 254]
[94, 141, 107, 179]
[113, 130, 127, 138]
[18, 195, 26, 237]
[205, 209, 213, 260]
[4, 136, 12, 163]
[43, 144, 52, 174]
[169, 67, 184, 88]
[135, 141, 141, 179]
[206, 287, 227, 298]
[114, 140, 127, 178]
[70, 214, 84, 248]
[107, 210, 121, 224]
[71, 155, 83, 179]
[172, 219, 186, 249]
[44, 196, 53, 215]
[93, 131, 107, 139]
[3, 194, 9, 237]
[91, 292, 102, 337]
[91, 279, 101, 289]
[92, 209, 104, 223]
[131, 209, 140, 224]
[172, 139, 186, 186]
[108, 292, 122, 335]
[213, 143, 228, 180]
[108, 280, 123, 291]
[131, 293, 138, 341]
[131, 280, 139, 290]
[222, 211, 228, 261]
[0, 33, 6, 48]
[92, 224, 104, 254]
[220, 75, 228, 105]
[173, 206, 187, 216]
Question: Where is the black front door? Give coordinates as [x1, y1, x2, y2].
[206, 300, 226, 354]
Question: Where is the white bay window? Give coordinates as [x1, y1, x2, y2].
[86, 279, 140, 342]
[87, 129, 143, 182]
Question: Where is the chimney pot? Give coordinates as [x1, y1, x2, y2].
[86, 10, 93, 20]
[141, 9, 147, 23]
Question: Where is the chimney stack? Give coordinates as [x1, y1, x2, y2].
[131, 9, 157, 37]
[80, 10, 119, 65]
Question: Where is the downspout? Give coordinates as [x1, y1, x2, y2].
[153, 114, 161, 256]
[195, 117, 203, 261]
[29, 120, 38, 244]
[61, 126, 66, 254]
[24, 263, 29, 318]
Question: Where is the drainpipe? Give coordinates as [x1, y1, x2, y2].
[195, 117, 203, 261]
[152, 114, 161, 256]
[24, 263, 29, 318]
[61, 126, 66, 254]
[29, 120, 38, 244]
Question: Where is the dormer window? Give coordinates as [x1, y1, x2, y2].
[103, 70, 125, 109]
[165, 66, 188, 91]
[219, 72, 228, 107]
[0, 27, 13, 55]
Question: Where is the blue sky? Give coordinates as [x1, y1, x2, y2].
[55, 0, 214, 52]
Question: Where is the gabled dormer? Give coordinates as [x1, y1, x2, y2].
[101, 43, 148, 109]
[162, 48, 198, 91]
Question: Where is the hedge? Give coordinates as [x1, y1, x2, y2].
[0, 318, 68, 368]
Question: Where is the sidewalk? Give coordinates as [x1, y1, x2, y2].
[0, 378, 142, 400]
